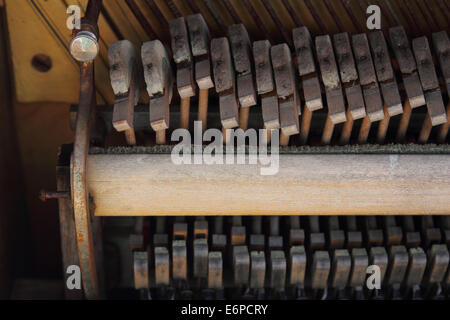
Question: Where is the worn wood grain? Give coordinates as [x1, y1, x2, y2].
[85, 154, 450, 216]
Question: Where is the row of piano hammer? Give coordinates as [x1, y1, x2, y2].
[107, 13, 449, 146]
[131, 215, 450, 299]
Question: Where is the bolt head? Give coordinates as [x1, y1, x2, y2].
[69, 31, 99, 62]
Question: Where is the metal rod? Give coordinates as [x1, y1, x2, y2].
[85, 0, 103, 23]
[40, 190, 70, 202]
[71, 0, 103, 299]
[72, 61, 100, 299]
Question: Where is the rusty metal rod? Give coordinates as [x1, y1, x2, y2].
[71, 0, 103, 299]
[40, 190, 70, 202]
[85, 0, 103, 23]
[72, 61, 100, 299]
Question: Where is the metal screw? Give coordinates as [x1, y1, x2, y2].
[40, 190, 70, 202]
[69, 30, 99, 62]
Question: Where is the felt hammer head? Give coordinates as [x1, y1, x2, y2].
[187, 13, 210, 58]
[141, 40, 173, 102]
[108, 40, 139, 98]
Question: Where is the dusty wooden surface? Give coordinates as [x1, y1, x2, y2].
[86, 154, 450, 216]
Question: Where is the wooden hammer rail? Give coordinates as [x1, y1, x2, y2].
[83, 151, 450, 216]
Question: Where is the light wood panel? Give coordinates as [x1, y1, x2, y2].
[86, 154, 450, 216]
